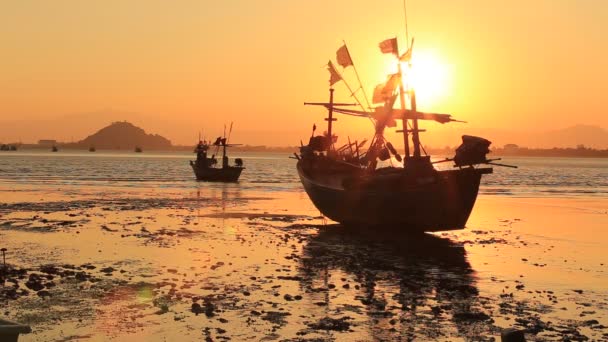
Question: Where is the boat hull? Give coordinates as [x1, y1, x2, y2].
[297, 161, 491, 232]
[191, 161, 244, 182]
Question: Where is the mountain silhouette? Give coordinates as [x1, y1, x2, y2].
[78, 121, 171, 150]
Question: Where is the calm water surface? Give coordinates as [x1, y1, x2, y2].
[0, 150, 606, 197]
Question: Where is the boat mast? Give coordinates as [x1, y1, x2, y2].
[410, 89, 422, 157]
[222, 126, 227, 168]
[398, 64, 422, 160]
[397, 61, 410, 160]
[325, 88, 336, 152]
[400, 0, 422, 159]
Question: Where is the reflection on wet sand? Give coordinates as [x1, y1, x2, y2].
[298, 228, 496, 339]
[2, 187, 607, 341]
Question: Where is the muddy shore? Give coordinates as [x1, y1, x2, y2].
[1, 186, 607, 341]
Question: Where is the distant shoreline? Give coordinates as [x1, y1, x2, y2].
[426, 146, 608, 158]
[0, 144, 300, 154]
[3, 144, 608, 158]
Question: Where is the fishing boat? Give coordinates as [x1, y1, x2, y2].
[134, 146, 143, 153]
[190, 124, 244, 182]
[89, 146, 96, 152]
[296, 38, 514, 232]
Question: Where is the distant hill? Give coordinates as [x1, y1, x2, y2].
[77, 121, 172, 150]
[541, 125, 608, 148]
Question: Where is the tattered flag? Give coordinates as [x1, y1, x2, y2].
[385, 73, 401, 92]
[372, 95, 398, 127]
[372, 73, 401, 104]
[327, 60, 342, 86]
[399, 38, 415, 62]
[372, 83, 388, 104]
[379, 37, 398, 56]
[336, 44, 353, 68]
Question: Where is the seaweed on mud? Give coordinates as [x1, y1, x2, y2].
[0, 196, 247, 214]
[0, 217, 90, 233]
[307, 316, 352, 331]
[261, 311, 292, 325]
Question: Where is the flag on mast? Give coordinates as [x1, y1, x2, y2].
[336, 44, 353, 68]
[399, 38, 415, 62]
[372, 83, 392, 104]
[327, 60, 342, 86]
[379, 37, 398, 56]
[372, 73, 401, 104]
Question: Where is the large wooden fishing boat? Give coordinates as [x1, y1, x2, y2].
[296, 38, 513, 232]
[190, 124, 244, 182]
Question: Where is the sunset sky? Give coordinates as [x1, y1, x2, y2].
[1, 0, 607, 147]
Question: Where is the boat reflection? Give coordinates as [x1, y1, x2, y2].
[298, 228, 487, 339]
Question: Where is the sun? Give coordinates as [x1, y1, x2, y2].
[403, 51, 451, 108]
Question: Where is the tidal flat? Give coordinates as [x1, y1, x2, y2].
[1, 185, 607, 341]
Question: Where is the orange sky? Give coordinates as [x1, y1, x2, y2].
[1, 0, 607, 147]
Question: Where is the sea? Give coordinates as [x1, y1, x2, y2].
[0, 150, 606, 198]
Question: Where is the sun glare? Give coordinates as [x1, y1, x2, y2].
[403, 51, 451, 107]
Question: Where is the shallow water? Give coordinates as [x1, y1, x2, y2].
[0, 150, 606, 196]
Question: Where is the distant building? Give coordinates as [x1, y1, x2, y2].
[503, 144, 519, 152]
[38, 139, 57, 146]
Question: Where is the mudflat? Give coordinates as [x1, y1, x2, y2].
[1, 185, 607, 341]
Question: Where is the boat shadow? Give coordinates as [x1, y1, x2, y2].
[297, 227, 488, 339]
[300, 225, 471, 271]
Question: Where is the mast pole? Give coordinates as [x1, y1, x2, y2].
[401, 0, 421, 159]
[403, 0, 410, 47]
[397, 62, 410, 160]
[410, 89, 421, 157]
[326, 88, 336, 153]
[222, 125, 227, 168]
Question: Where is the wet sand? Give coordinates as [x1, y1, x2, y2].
[1, 186, 607, 341]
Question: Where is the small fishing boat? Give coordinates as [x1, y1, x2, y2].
[1, 144, 18, 151]
[89, 146, 96, 152]
[296, 36, 514, 232]
[134, 146, 143, 153]
[190, 124, 244, 182]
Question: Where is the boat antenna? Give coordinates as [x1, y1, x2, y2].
[227, 122, 234, 144]
[403, 0, 410, 49]
[399, 0, 424, 159]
